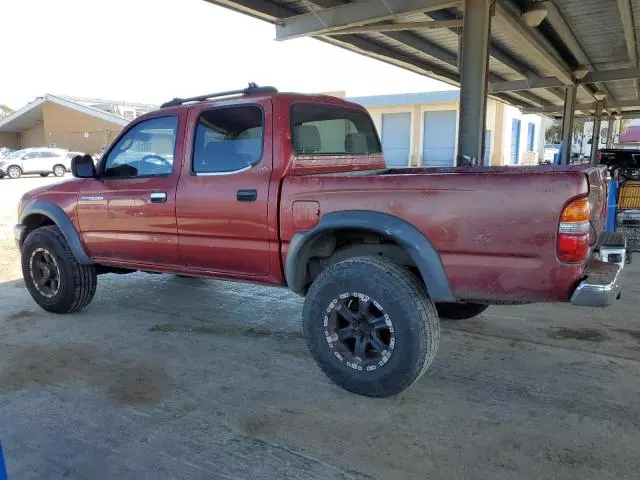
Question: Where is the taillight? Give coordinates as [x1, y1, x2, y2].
[558, 197, 591, 263]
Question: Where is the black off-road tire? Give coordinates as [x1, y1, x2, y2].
[303, 256, 440, 398]
[21, 225, 97, 314]
[40, 173, 50, 177]
[436, 302, 489, 320]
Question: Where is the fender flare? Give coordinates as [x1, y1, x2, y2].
[19, 200, 93, 265]
[285, 210, 454, 301]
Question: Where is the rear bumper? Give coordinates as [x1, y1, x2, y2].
[571, 232, 626, 307]
[571, 259, 622, 307]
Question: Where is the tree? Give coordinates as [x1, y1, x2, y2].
[0, 104, 14, 119]
[545, 124, 561, 144]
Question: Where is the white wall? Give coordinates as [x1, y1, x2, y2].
[500, 105, 544, 165]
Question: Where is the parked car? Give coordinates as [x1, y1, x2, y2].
[0, 147, 15, 159]
[13, 86, 626, 397]
[0, 148, 71, 179]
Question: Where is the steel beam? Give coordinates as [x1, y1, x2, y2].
[617, 0, 640, 97]
[457, 0, 491, 167]
[275, 0, 459, 40]
[490, 68, 640, 93]
[524, 99, 640, 114]
[590, 101, 604, 165]
[493, 1, 573, 85]
[560, 86, 577, 164]
[330, 19, 464, 35]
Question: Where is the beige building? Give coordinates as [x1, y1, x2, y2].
[347, 91, 546, 167]
[0, 95, 129, 154]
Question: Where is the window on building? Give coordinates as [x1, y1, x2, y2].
[192, 105, 264, 174]
[103, 116, 178, 178]
[527, 123, 535, 152]
[291, 103, 381, 155]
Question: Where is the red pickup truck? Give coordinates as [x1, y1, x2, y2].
[14, 85, 625, 397]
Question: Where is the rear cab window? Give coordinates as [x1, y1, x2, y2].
[291, 103, 381, 156]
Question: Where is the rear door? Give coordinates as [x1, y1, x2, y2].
[77, 113, 185, 267]
[176, 99, 273, 276]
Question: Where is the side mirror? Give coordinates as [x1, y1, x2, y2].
[72, 154, 96, 178]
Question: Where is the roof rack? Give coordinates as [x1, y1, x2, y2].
[160, 83, 278, 108]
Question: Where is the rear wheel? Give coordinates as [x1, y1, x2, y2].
[7, 166, 21, 179]
[21, 225, 97, 314]
[303, 256, 439, 397]
[436, 302, 489, 320]
[53, 165, 66, 177]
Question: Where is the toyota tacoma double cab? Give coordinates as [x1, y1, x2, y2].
[14, 85, 626, 397]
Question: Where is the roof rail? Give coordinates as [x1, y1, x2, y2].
[160, 83, 278, 108]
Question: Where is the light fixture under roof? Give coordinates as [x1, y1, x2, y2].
[522, 6, 549, 27]
[594, 92, 607, 101]
[574, 66, 590, 79]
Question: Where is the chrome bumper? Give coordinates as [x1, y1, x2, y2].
[571, 258, 623, 307]
[13, 224, 26, 249]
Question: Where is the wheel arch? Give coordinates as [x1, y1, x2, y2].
[20, 200, 93, 265]
[285, 210, 454, 301]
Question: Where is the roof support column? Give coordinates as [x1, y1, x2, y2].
[560, 85, 577, 165]
[456, 0, 492, 167]
[606, 116, 616, 148]
[590, 101, 604, 165]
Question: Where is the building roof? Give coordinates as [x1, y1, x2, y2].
[348, 90, 459, 107]
[205, 0, 640, 118]
[59, 95, 157, 109]
[0, 94, 130, 133]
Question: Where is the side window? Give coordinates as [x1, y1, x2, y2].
[291, 103, 381, 155]
[103, 116, 178, 178]
[192, 106, 263, 174]
[23, 152, 39, 160]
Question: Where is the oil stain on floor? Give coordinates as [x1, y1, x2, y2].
[0, 344, 175, 406]
[548, 327, 610, 342]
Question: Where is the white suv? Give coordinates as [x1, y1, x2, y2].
[0, 148, 72, 179]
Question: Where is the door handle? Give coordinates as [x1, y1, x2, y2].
[150, 192, 167, 203]
[237, 189, 257, 202]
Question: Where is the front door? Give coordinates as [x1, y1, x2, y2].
[77, 114, 185, 267]
[20, 151, 43, 173]
[176, 100, 273, 276]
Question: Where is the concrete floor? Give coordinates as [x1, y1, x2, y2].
[2, 178, 640, 479]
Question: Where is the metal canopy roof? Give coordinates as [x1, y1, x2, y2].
[206, 0, 640, 118]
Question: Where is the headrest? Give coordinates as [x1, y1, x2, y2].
[294, 125, 321, 154]
[345, 133, 368, 153]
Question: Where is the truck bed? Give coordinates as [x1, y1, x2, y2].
[281, 165, 607, 304]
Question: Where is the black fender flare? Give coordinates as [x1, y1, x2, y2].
[285, 210, 454, 301]
[19, 200, 93, 265]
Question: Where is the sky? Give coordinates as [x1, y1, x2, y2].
[0, 0, 454, 110]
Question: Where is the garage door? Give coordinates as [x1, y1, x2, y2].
[381, 112, 411, 166]
[510, 119, 521, 164]
[423, 110, 456, 166]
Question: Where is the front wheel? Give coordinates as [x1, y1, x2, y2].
[53, 165, 66, 177]
[303, 256, 440, 397]
[436, 302, 489, 320]
[7, 166, 21, 179]
[22, 225, 97, 314]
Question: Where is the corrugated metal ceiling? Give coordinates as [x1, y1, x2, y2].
[206, 0, 640, 115]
